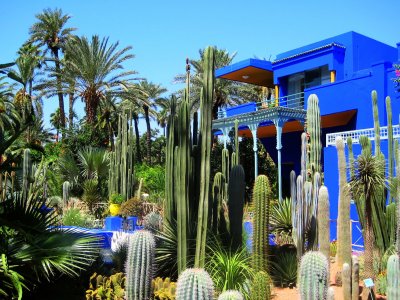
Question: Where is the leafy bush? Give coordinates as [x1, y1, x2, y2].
[63, 208, 94, 227]
[376, 272, 387, 295]
[119, 197, 143, 217]
[82, 179, 101, 212]
[269, 247, 297, 287]
[110, 193, 126, 204]
[135, 164, 165, 197]
[86, 272, 125, 300]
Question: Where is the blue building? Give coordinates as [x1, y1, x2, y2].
[213, 31, 400, 250]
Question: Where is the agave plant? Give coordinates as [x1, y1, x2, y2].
[0, 191, 101, 296]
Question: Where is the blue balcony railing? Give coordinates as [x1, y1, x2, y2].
[217, 92, 305, 119]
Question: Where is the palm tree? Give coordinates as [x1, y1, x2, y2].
[95, 93, 119, 149]
[50, 108, 62, 142]
[64, 35, 135, 124]
[155, 96, 173, 136]
[349, 151, 385, 282]
[136, 80, 167, 164]
[29, 8, 76, 131]
[175, 47, 242, 118]
[0, 77, 20, 135]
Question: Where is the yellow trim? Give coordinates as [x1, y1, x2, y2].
[330, 70, 336, 83]
[274, 85, 279, 107]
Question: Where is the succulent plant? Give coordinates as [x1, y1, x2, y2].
[152, 277, 176, 300]
[299, 251, 329, 300]
[143, 211, 162, 233]
[176, 268, 214, 300]
[218, 290, 243, 300]
[250, 271, 271, 300]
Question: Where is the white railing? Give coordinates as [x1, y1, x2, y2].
[326, 124, 400, 146]
[217, 92, 305, 119]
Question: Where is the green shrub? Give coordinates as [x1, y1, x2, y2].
[63, 208, 94, 227]
[135, 164, 165, 197]
[110, 193, 126, 204]
[82, 179, 101, 212]
[376, 272, 387, 295]
[269, 248, 297, 287]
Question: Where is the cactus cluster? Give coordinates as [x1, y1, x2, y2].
[218, 290, 243, 300]
[86, 272, 125, 300]
[176, 268, 214, 300]
[152, 277, 176, 300]
[108, 113, 135, 200]
[143, 212, 162, 233]
[299, 251, 329, 300]
[125, 230, 155, 300]
[250, 271, 271, 300]
[252, 175, 270, 272]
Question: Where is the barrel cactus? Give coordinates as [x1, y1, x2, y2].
[218, 290, 243, 300]
[299, 251, 329, 300]
[176, 268, 214, 300]
[125, 230, 155, 300]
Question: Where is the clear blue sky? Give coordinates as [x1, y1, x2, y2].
[1, 0, 398, 132]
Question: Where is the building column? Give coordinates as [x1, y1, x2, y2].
[248, 123, 259, 178]
[274, 85, 280, 107]
[330, 70, 336, 83]
[273, 118, 285, 201]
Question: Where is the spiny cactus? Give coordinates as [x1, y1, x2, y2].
[342, 263, 351, 300]
[336, 136, 352, 269]
[386, 96, 394, 192]
[22, 148, 32, 200]
[195, 46, 215, 268]
[143, 212, 162, 233]
[352, 255, 359, 300]
[372, 90, 380, 155]
[176, 268, 214, 300]
[212, 172, 226, 234]
[108, 113, 135, 200]
[125, 230, 155, 300]
[250, 271, 271, 300]
[232, 119, 239, 166]
[218, 290, 243, 300]
[299, 251, 329, 300]
[386, 255, 400, 300]
[62, 181, 70, 204]
[306, 94, 321, 176]
[318, 186, 330, 263]
[228, 164, 246, 251]
[252, 175, 270, 272]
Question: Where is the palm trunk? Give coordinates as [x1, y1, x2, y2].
[144, 105, 151, 165]
[68, 92, 74, 130]
[53, 49, 66, 135]
[133, 114, 142, 163]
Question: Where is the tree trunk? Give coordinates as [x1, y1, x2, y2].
[53, 50, 66, 135]
[133, 114, 142, 163]
[68, 92, 74, 130]
[144, 105, 151, 164]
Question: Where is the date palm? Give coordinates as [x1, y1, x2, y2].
[137, 80, 167, 164]
[350, 151, 385, 282]
[29, 8, 76, 130]
[64, 35, 135, 124]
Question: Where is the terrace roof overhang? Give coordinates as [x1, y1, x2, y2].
[215, 58, 274, 87]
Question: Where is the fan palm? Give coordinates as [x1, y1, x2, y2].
[64, 35, 135, 124]
[29, 8, 76, 130]
[0, 77, 20, 135]
[350, 152, 385, 281]
[136, 80, 167, 164]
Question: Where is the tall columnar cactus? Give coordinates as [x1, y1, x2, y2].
[252, 175, 271, 272]
[176, 268, 214, 300]
[386, 255, 400, 300]
[228, 164, 246, 250]
[125, 230, 155, 300]
[351, 255, 359, 300]
[347, 137, 355, 179]
[22, 148, 32, 199]
[299, 252, 329, 300]
[250, 271, 271, 300]
[306, 94, 321, 177]
[222, 148, 230, 197]
[108, 113, 135, 200]
[62, 181, 70, 204]
[372, 90, 380, 155]
[218, 290, 243, 300]
[212, 172, 227, 234]
[342, 263, 351, 300]
[386, 96, 394, 202]
[232, 119, 239, 166]
[318, 186, 330, 263]
[195, 46, 214, 268]
[336, 136, 352, 269]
